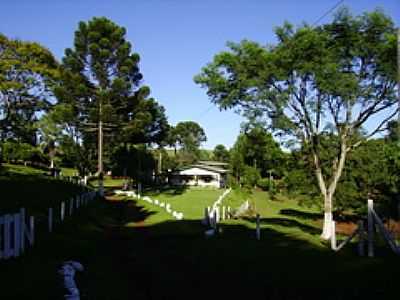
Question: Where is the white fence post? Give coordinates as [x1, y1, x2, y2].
[331, 221, 337, 250]
[61, 202, 65, 222]
[227, 207, 231, 219]
[367, 199, 374, 257]
[48, 208, 53, 233]
[256, 214, 261, 240]
[222, 206, 226, 221]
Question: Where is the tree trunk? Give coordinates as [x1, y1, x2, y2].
[319, 137, 348, 240]
[321, 192, 333, 240]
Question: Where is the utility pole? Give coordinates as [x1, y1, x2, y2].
[98, 99, 104, 196]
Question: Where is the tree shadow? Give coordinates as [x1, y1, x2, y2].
[245, 216, 322, 235]
[3, 197, 400, 300]
[279, 208, 323, 221]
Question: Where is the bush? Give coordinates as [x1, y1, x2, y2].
[2, 141, 47, 164]
[241, 166, 261, 188]
[257, 177, 272, 191]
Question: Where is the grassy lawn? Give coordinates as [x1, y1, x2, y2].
[2, 167, 400, 299]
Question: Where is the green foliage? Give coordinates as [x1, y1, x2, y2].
[195, 8, 398, 217]
[56, 17, 169, 173]
[0, 34, 59, 145]
[169, 121, 207, 165]
[229, 126, 285, 186]
[257, 177, 275, 193]
[110, 144, 156, 183]
[2, 141, 46, 163]
[212, 144, 230, 162]
[241, 165, 261, 188]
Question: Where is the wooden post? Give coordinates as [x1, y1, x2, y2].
[69, 198, 74, 216]
[357, 220, 365, 257]
[256, 214, 261, 240]
[13, 213, 21, 257]
[61, 202, 65, 222]
[331, 221, 337, 250]
[28, 216, 35, 246]
[48, 208, 53, 233]
[20, 208, 25, 253]
[367, 199, 374, 257]
[213, 210, 217, 230]
[204, 207, 209, 226]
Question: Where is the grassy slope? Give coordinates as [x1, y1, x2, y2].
[0, 164, 86, 215]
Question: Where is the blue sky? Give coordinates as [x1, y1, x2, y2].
[1, 0, 399, 149]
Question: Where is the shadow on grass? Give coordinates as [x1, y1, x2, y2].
[2, 197, 400, 300]
[259, 217, 321, 235]
[279, 208, 323, 220]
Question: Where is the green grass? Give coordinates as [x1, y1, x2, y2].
[90, 176, 127, 188]
[2, 168, 400, 299]
[222, 189, 324, 246]
[111, 187, 224, 226]
[144, 187, 223, 220]
[0, 163, 87, 215]
[60, 167, 78, 177]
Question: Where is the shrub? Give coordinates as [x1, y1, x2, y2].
[257, 177, 271, 191]
[2, 141, 46, 164]
[241, 166, 261, 188]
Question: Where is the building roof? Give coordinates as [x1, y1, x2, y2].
[174, 164, 229, 176]
[198, 161, 229, 168]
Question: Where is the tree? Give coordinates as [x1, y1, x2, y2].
[174, 121, 207, 163]
[0, 34, 58, 145]
[195, 8, 398, 239]
[213, 144, 230, 162]
[56, 17, 168, 176]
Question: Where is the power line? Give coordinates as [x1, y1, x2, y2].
[197, 1, 345, 121]
[312, 0, 345, 27]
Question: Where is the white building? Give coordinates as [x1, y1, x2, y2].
[170, 161, 228, 188]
